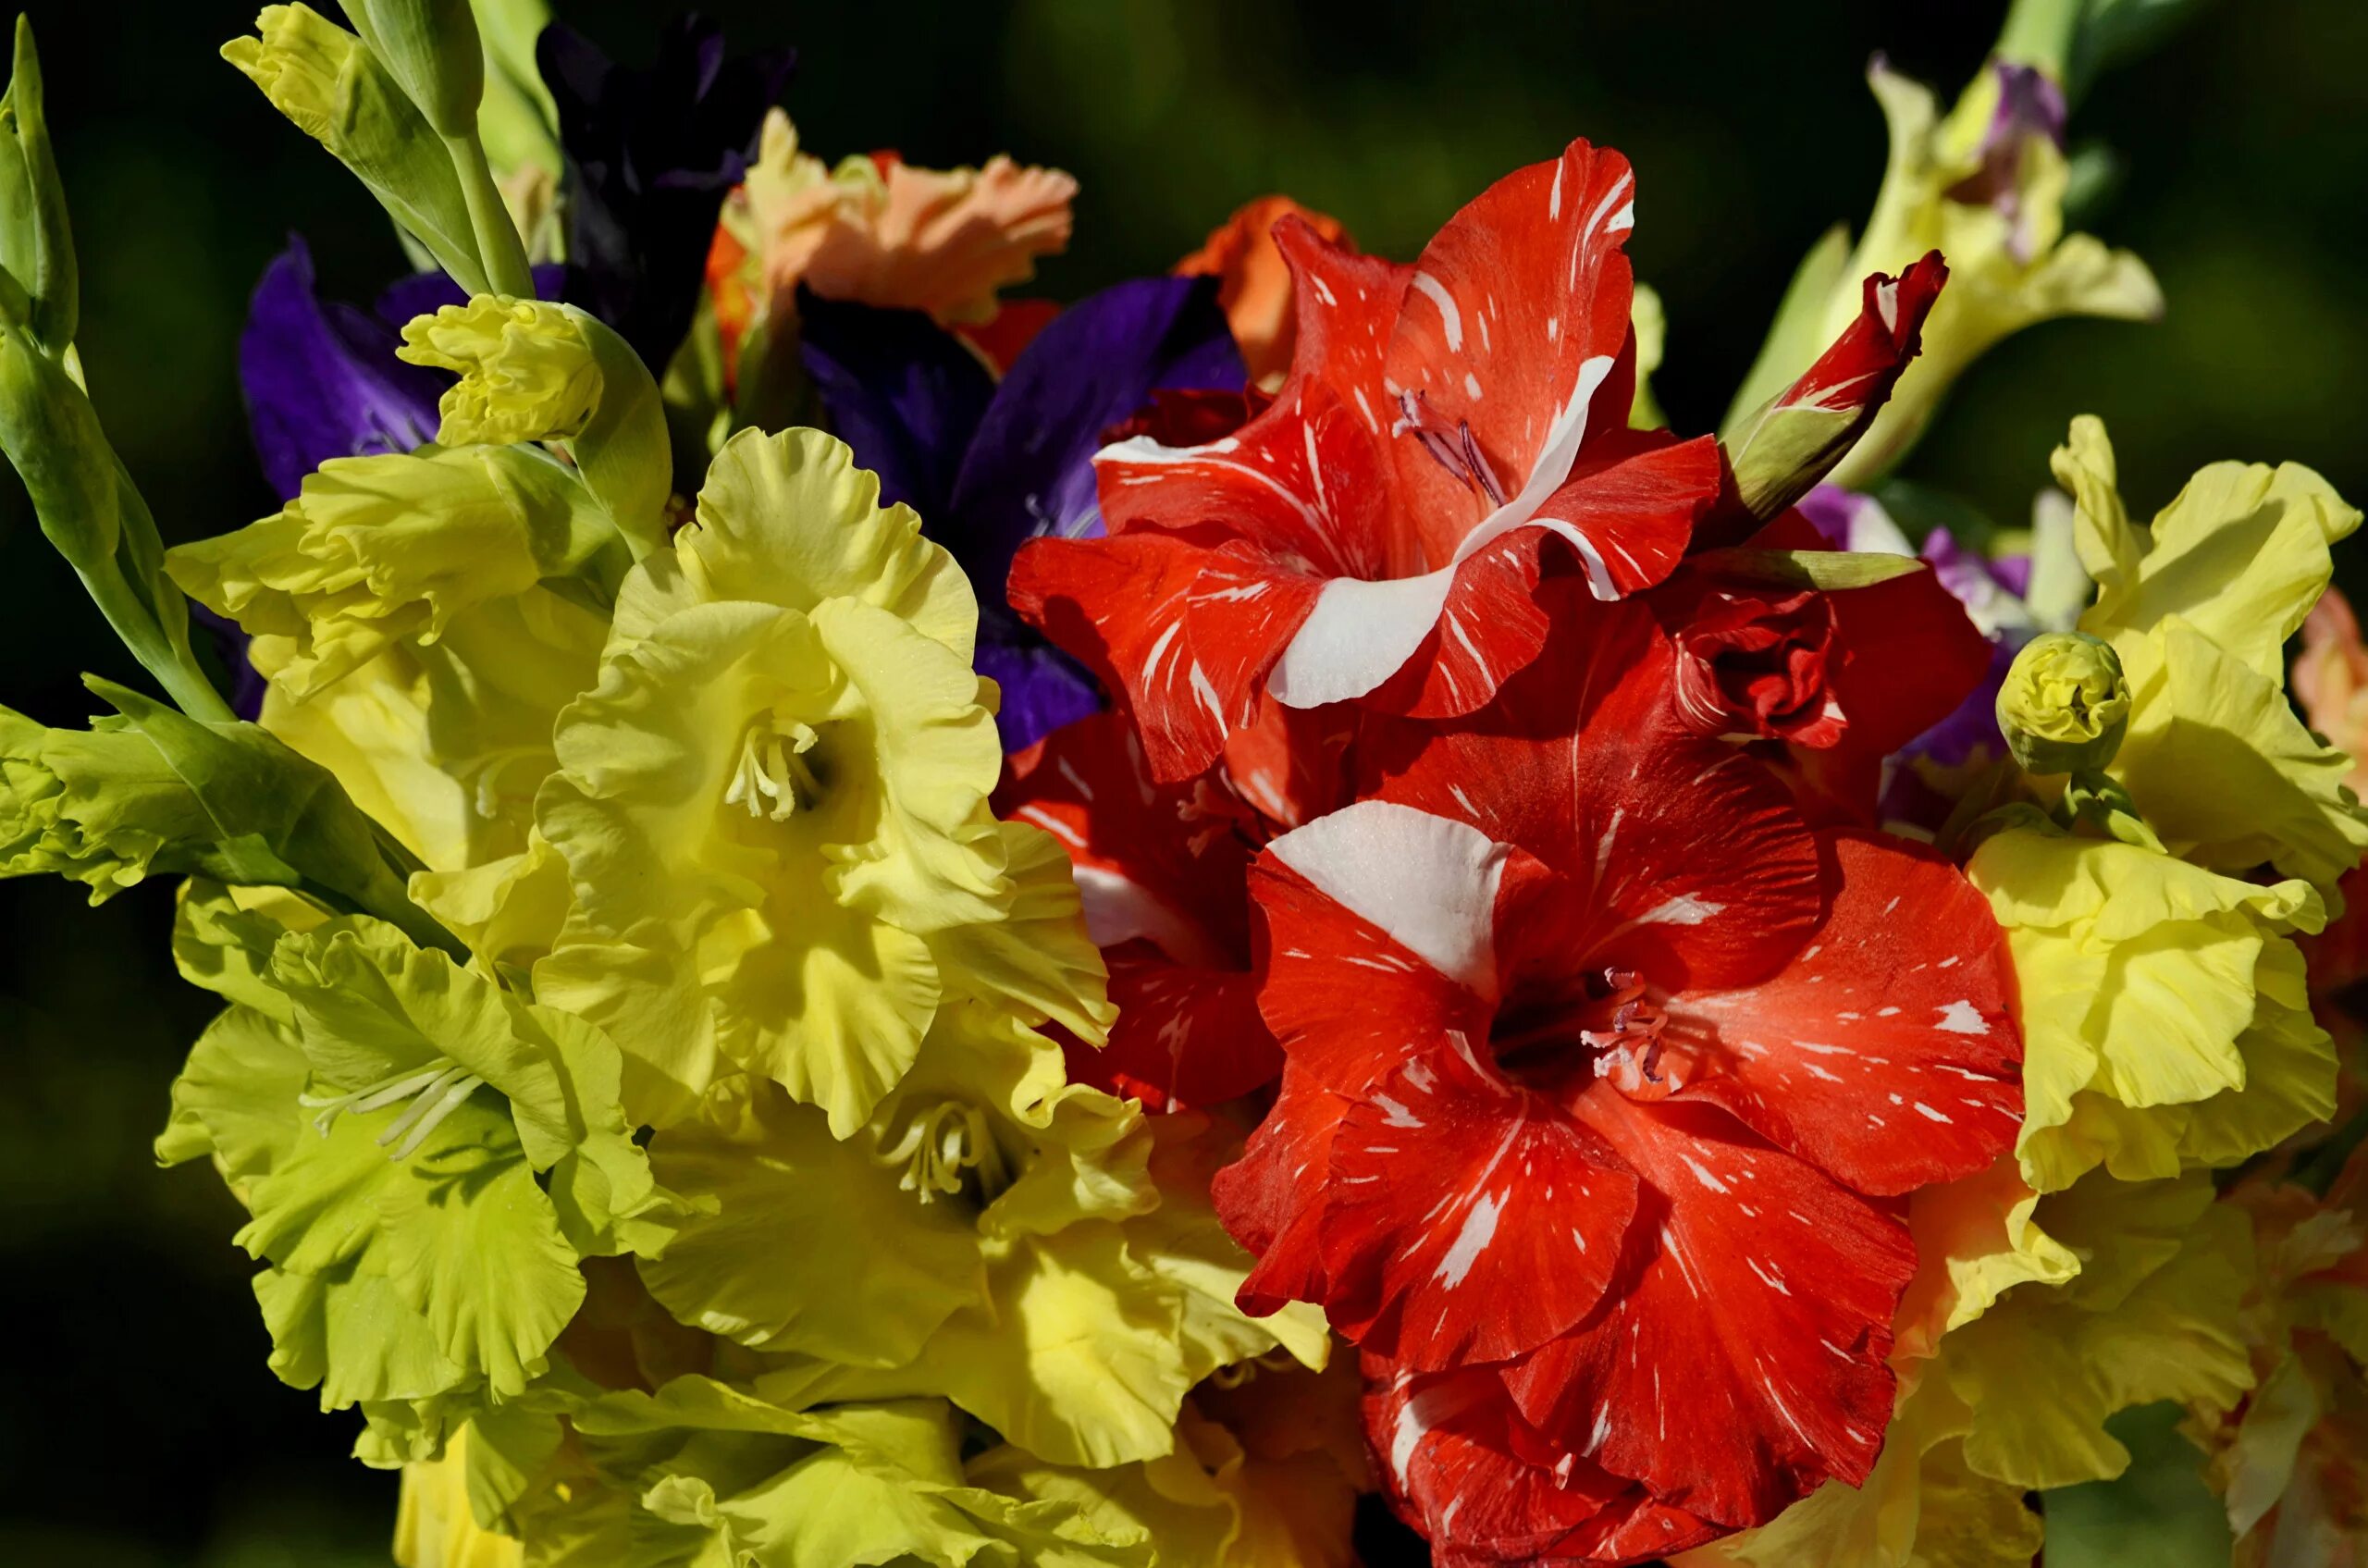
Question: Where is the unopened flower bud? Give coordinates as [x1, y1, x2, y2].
[399, 294, 599, 446]
[1997, 631, 2129, 774]
[0, 19, 76, 352]
[223, 6, 483, 292]
[341, 0, 484, 139]
[399, 294, 671, 557]
[0, 320, 120, 574]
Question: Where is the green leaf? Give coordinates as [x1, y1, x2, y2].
[1687, 547, 1929, 591]
[2041, 1401, 2234, 1566]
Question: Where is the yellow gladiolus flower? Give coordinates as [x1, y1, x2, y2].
[1970, 822, 2333, 1193]
[536, 427, 1110, 1131]
[166, 443, 618, 700]
[2055, 415, 2368, 893]
[642, 1003, 1317, 1472]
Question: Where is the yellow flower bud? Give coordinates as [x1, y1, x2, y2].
[1997, 630, 2130, 774]
[222, 6, 483, 292]
[399, 294, 600, 447]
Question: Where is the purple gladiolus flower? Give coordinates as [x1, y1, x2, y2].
[800, 276, 1245, 750]
[538, 16, 793, 372]
[238, 238, 448, 503]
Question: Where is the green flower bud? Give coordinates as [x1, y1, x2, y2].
[0, 317, 120, 574]
[1998, 630, 2131, 774]
[0, 678, 462, 953]
[223, 6, 485, 293]
[398, 294, 599, 445]
[0, 19, 75, 351]
[342, 0, 483, 139]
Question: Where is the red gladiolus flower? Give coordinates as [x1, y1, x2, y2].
[995, 710, 1281, 1111]
[1212, 597, 2024, 1555]
[1661, 577, 1848, 747]
[1011, 139, 1726, 783]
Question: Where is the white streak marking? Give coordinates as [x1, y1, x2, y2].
[1412, 271, 1462, 351]
[1436, 1191, 1503, 1287]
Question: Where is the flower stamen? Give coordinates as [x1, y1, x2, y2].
[298, 1058, 488, 1160]
[724, 720, 824, 821]
[872, 1100, 1008, 1206]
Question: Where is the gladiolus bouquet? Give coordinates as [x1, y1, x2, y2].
[7, 2, 2368, 1564]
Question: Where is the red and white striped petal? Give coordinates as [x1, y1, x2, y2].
[1261, 797, 1517, 991]
[1008, 531, 1323, 781]
[1777, 250, 1949, 417]
[1214, 1062, 1358, 1315]
[1571, 734, 1826, 993]
[1268, 216, 1409, 451]
[1506, 1095, 1913, 1529]
[1393, 529, 1557, 720]
[1387, 140, 1640, 558]
[1371, 606, 1824, 991]
[1364, 1361, 1721, 1568]
[1520, 430, 1721, 599]
[1667, 831, 2023, 1195]
[1063, 957, 1277, 1113]
[995, 710, 1253, 961]
[1218, 691, 1357, 835]
[1226, 802, 1531, 1308]
[1322, 1037, 1640, 1368]
[1095, 227, 1414, 582]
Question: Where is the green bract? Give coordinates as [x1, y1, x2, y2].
[0, 682, 450, 946]
[0, 17, 72, 351]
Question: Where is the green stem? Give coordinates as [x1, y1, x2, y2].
[445, 130, 534, 299]
[79, 560, 235, 723]
[1996, 0, 2083, 79]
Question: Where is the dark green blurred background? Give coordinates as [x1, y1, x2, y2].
[3, 1, 2362, 1562]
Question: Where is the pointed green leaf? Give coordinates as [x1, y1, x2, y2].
[1688, 547, 1929, 591]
